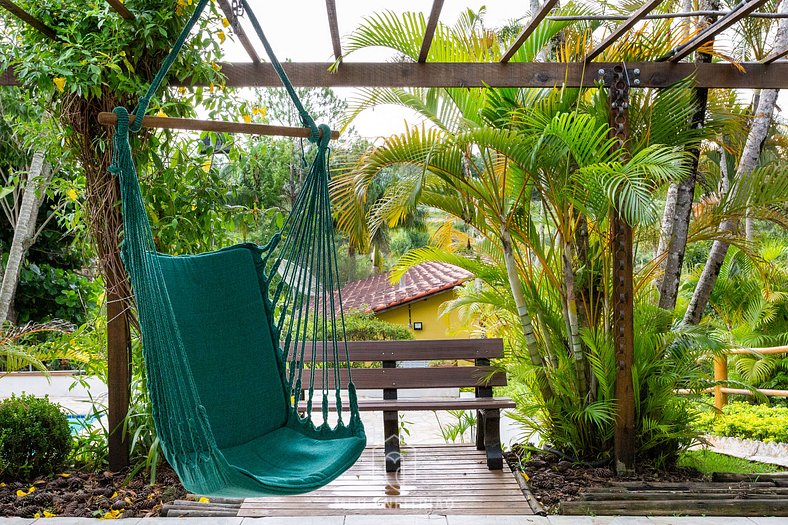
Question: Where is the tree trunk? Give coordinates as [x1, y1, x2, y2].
[0, 149, 53, 324]
[656, 0, 718, 311]
[684, 87, 784, 324]
[501, 224, 553, 400]
[561, 233, 588, 396]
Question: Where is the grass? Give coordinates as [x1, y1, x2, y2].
[678, 449, 785, 475]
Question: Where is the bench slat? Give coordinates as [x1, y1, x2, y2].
[299, 366, 506, 389]
[297, 397, 515, 411]
[294, 338, 504, 362]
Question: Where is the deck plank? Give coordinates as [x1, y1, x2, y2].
[238, 445, 532, 516]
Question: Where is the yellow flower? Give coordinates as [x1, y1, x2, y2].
[119, 51, 126, 57]
[198, 497, 210, 503]
[209, 82, 215, 93]
[521, 472, 530, 482]
[222, 17, 230, 28]
[217, 30, 226, 44]
[35, 511, 56, 518]
[16, 486, 35, 497]
[178, 87, 187, 95]
[57, 473, 71, 478]
[53, 77, 66, 93]
[155, 108, 168, 117]
[0, 482, 6, 487]
[202, 160, 212, 172]
[211, 62, 221, 72]
[66, 188, 78, 201]
[242, 114, 251, 123]
[253, 106, 267, 118]
[101, 509, 123, 519]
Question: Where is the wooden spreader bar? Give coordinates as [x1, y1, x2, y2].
[97, 112, 340, 139]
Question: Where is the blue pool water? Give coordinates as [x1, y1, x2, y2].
[66, 414, 96, 434]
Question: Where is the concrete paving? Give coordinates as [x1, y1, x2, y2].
[1, 516, 781, 524]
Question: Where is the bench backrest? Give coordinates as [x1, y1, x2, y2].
[299, 338, 506, 390]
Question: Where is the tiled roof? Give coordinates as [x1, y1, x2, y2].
[341, 262, 473, 313]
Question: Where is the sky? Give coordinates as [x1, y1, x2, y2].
[219, 1, 786, 140]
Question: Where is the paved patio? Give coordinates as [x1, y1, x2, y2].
[0, 516, 785, 524]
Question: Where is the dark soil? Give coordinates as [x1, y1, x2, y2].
[506, 445, 706, 514]
[0, 465, 186, 518]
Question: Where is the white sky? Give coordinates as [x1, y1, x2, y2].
[219, 1, 786, 139]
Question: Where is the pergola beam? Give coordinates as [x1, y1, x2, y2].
[325, 0, 342, 61]
[665, 0, 770, 62]
[105, 0, 134, 20]
[585, 0, 665, 62]
[215, 61, 788, 89]
[549, 10, 788, 21]
[762, 46, 788, 64]
[3, 62, 788, 89]
[418, 0, 444, 63]
[0, 0, 60, 41]
[500, 0, 560, 63]
[217, 0, 260, 63]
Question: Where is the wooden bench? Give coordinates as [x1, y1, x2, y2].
[299, 338, 515, 472]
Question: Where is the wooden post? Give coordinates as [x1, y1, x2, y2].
[609, 65, 635, 476]
[106, 284, 131, 471]
[382, 359, 400, 472]
[713, 354, 728, 410]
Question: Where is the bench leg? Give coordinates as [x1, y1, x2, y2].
[481, 408, 503, 470]
[383, 410, 401, 472]
[475, 409, 485, 451]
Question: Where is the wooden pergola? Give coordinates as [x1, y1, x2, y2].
[2, 0, 787, 474]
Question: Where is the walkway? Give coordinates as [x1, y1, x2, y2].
[0, 516, 783, 524]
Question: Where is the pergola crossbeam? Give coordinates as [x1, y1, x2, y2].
[105, 0, 134, 20]
[762, 46, 788, 63]
[585, 0, 665, 62]
[418, 0, 444, 63]
[325, 0, 342, 61]
[500, 0, 560, 63]
[549, 10, 788, 21]
[0, 0, 60, 41]
[665, 0, 771, 62]
[217, 0, 260, 63]
[3, 62, 787, 89]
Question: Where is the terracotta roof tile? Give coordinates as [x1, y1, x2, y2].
[341, 262, 473, 313]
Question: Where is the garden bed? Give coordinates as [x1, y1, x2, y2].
[0, 466, 185, 519]
[506, 445, 786, 515]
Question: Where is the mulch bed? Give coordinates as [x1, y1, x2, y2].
[505, 444, 706, 514]
[0, 465, 186, 519]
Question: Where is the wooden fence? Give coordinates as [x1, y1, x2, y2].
[711, 345, 788, 409]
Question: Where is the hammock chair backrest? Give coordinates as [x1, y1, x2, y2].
[156, 245, 288, 449]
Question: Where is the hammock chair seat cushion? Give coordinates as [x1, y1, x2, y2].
[154, 244, 366, 494]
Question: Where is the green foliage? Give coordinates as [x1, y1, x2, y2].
[510, 304, 713, 465]
[436, 409, 477, 444]
[0, 394, 71, 479]
[15, 263, 103, 325]
[342, 313, 413, 341]
[678, 449, 783, 474]
[140, 132, 254, 254]
[695, 402, 788, 444]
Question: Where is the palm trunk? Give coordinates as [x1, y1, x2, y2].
[656, 0, 718, 311]
[561, 234, 588, 395]
[0, 150, 53, 324]
[500, 224, 554, 400]
[501, 225, 542, 366]
[684, 84, 784, 324]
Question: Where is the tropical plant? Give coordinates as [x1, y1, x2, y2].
[331, 8, 731, 464]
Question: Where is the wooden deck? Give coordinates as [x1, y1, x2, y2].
[238, 445, 533, 516]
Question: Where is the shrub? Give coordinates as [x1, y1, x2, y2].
[343, 313, 413, 341]
[0, 394, 71, 479]
[695, 402, 788, 444]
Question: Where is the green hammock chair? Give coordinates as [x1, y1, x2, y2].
[108, 0, 365, 497]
